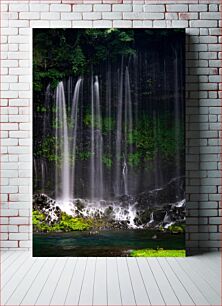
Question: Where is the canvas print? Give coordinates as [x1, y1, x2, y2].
[33, 29, 185, 257]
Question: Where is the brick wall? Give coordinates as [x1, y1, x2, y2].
[0, 0, 221, 253]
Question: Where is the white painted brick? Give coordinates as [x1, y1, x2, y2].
[29, 4, 49, 12]
[19, 12, 40, 20]
[9, 4, 28, 12]
[72, 20, 93, 28]
[50, 21, 71, 28]
[2, 28, 18, 35]
[83, 12, 102, 20]
[165, 13, 178, 20]
[1, 241, 18, 248]
[190, 20, 218, 28]
[189, 4, 207, 12]
[50, 4, 71, 12]
[73, 4, 92, 12]
[123, 12, 164, 19]
[112, 4, 132, 11]
[1, 4, 8, 12]
[30, 20, 50, 28]
[133, 20, 152, 28]
[19, 210, 30, 217]
[9, 233, 29, 240]
[61, 13, 82, 20]
[8, 44, 18, 51]
[113, 20, 132, 28]
[19, 241, 31, 248]
[166, 5, 188, 12]
[1, 186, 18, 194]
[41, 12, 60, 20]
[172, 20, 188, 28]
[94, 4, 111, 12]
[9, 20, 29, 28]
[0, 218, 8, 225]
[1, 138, 18, 146]
[143, 5, 165, 12]
[200, 12, 221, 20]
[1, 123, 18, 131]
[153, 20, 172, 28]
[209, 4, 219, 11]
[133, 5, 143, 12]
[93, 20, 112, 28]
[1, 60, 18, 68]
[102, 12, 122, 19]
[19, 226, 30, 233]
[9, 99, 29, 107]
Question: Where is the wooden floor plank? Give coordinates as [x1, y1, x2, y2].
[117, 257, 136, 306]
[179, 257, 220, 294]
[78, 257, 96, 306]
[194, 253, 220, 276]
[0, 251, 220, 306]
[167, 257, 210, 305]
[35, 258, 67, 305]
[127, 258, 150, 305]
[20, 258, 57, 305]
[4, 257, 47, 305]
[137, 258, 165, 306]
[176, 257, 221, 305]
[1, 256, 37, 305]
[0, 251, 14, 263]
[157, 258, 195, 305]
[50, 257, 77, 305]
[2, 252, 22, 273]
[107, 257, 122, 306]
[147, 258, 180, 305]
[64, 258, 87, 306]
[1, 253, 30, 289]
[93, 257, 107, 306]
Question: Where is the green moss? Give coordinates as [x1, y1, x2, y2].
[130, 249, 186, 257]
[168, 224, 185, 234]
[59, 213, 92, 231]
[32, 211, 92, 232]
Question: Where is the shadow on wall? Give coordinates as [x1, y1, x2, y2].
[185, 34, 200, 256]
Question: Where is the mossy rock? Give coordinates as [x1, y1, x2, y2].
[32, 211, 92, 232]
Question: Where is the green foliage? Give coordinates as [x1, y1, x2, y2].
[71, 45, 86, 76]
[32, 211, 92, 232]
[102, 155, 112, 168]
[77, 151, 92, 161]
[127, 114, 184, 167]
[102, 117, 115, 133]
[34, 29, 137, 92]
[36, 136, 59, 162]
[128, 152, 141, 167]
[130, 249, 185, 257]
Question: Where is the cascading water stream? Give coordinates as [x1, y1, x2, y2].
[94, 76, 104, 199]
[55, 82, 70, 201]
[70, 77, 83, 199]
[115, 59, 124, 196]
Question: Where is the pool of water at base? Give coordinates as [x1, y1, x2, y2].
[33, 230, 185, 257]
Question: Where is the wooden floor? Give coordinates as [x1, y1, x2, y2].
[1, 251, 221, 306]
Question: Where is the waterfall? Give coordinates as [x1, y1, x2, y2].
[41, 159, 46, 193]
[123, 66, 133, 195]
[115, 59, 124, 196]
[55, 82, 70, 201]
[90, 75, 104, 200]
[148, 212, 154, 224]
[70, 77, 83, 199]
